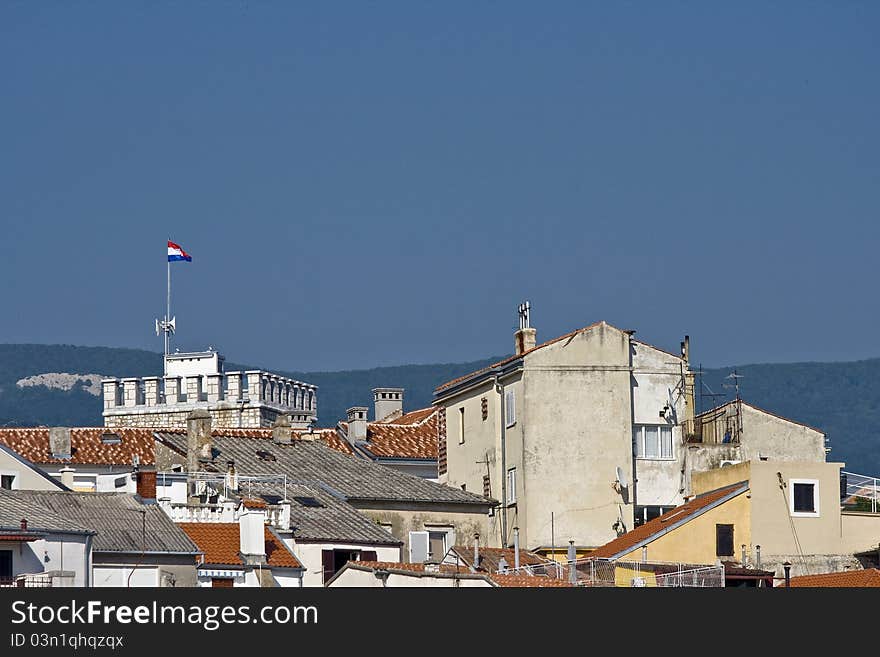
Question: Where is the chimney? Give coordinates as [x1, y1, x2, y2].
[472, 533, 480, 572]
[225, 461, 239, 493]
[49, 427, 71, 460]
[568, 540, 577, 585]
[136, 467, 157, 502]
[783, 561, 792, 588]
[681, 335, 696, 440]
[514, 301, 536, 355]
[513, 526, 520, 570]
[239, 503, 267, 566]
[59, 466, 75, 489]
[20, 519, 27, 532]
[755, 545, 762, 570]
[272, 414, 293, 445]
[346, 407, 368, 442]
[372, 388, 404, 422]
[186, 410, 212, 502]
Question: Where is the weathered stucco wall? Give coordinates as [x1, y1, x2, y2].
[0, 449, 64, 491]
[522, 323, 634, 550]
[352, 503, 490, 562]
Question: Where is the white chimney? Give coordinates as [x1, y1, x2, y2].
[49, 427, 71, 460]
[59, 466, 75, 489]
[346, 407, 368, 442]
[239, 505, 266, 564]
[373, 388, 404, 422]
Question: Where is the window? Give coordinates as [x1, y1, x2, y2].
[0, 550, 13, 579]
[482, 474, 491, 498]
[716, 524, 734, 557]
[0, 474, 15, 490]
[458, 407, 465, 444]
[428, 532, 447, 561]
[322, 549, 375, 582]
[410, 528, 453, 563]
[505, 390, 516, 427]
[789, 479, 820, 517]
[634, 425, 673, 460]
[506, 467, 517, 505]
[634, 505, 668, 527]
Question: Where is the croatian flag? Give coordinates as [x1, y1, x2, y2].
[167, 240, 192, 262]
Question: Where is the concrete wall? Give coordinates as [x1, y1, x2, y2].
[840, 512, 880, 554]
[0, 450, 64, 491]
[630, 340, 689, 509]
[521, 323, 635, 549]
[739, 404, 826, 462]
[6, 534, 91, 587]
[328, 567, 491, 588]
[91, 553, 198, 587]
[289, 541, 401, 587]
[352, 502, 490, 562]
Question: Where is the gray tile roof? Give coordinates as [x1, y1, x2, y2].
[6, 490, 200, 555]
[154, 432, 494, 507]
[283, 484, 401, 545]
[0, 489, 93, 535]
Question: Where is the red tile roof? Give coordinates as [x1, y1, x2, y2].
[178, 523, 302, 569]
[450, 546, 550, 573]
[488, 574, 574, 587]
[789, 568, 880, 588]
[241, 498, 267, 509]
[361, 409, 439, 459]
[339, 560, 572, 586]
[0, 428, 155, 466]
[156, 427, 354, 456]
[589, 482, 749, 559]
[379, 407, 436, 425]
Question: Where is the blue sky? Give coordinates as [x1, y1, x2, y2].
[1, 3, 877, 372]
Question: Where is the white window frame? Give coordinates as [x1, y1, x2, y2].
[633, 425, 674, 460]
[789, 478, 820, 517]
[505, 389, 516, 428]
[506, 467, 517, 505]
[424, 525, 455, 562]
[458, 407, 465, 445]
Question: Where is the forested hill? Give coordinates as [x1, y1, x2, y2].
[1, 344, 877, 476]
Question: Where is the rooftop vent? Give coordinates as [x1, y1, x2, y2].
[256, 450, 277, 462]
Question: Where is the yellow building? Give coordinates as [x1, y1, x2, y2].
[590, 459, 880, 581]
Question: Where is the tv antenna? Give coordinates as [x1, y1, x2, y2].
[723, 370, 744, 401]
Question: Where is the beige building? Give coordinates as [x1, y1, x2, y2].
[434, 317, 694, 554]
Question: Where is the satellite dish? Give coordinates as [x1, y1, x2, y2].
[615, 466, 625, 485]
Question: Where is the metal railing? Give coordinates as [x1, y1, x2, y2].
[0, 574, 53, 588]
[505, 557, 725, 588]
[841, 471, 880, 513]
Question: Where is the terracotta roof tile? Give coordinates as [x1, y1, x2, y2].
[590, 482, 749, 559]
[354, 560, 463, 574]
[789, 568, 880, 587]
[178, 523, 301, 569]
[0, 428, 155, 466]
[241, 498, 267, 509]
[379, 407, 436, 426]
[360, 410, 439, 459]
[158, 427, 354, 456]
[450, 546, 550, 572]
[488, 574, 574, 587]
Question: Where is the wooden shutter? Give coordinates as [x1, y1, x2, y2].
[211, 578, 234, 588]
[409, 531, 429, 563]
[322, 549, 335, 583]
[361, 551, 377, 562]
[716, 524, 734, 557]
[438, 408, 447, 475]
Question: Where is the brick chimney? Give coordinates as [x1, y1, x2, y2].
[272, 414, 293, 445]
[373, 388, 404, 422]
[20, 518, 27, 531]
[513, 301, 536, 355]
[346, 407, 368, 442]
[135, 467, 157, 502]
